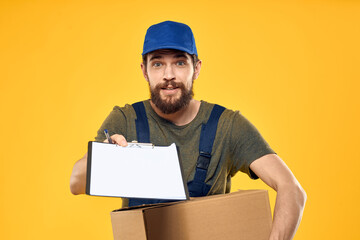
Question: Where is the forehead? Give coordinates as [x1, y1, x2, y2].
[147, 49, 191, 61]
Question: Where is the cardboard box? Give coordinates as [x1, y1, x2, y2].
[111, 190, 272, 240]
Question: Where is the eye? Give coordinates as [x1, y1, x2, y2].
[153, 62, 162, 67]
[176, 61, 186, 66]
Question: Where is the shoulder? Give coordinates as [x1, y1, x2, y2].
[112, 100, 149, 118]
[202, 101, 262, 142]
[201, 101, 244, 123]
[112, 104, 133, 115]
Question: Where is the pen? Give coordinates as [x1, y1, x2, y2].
[104, 129, 113, 144]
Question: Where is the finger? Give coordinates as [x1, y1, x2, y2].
[103, 139, 109, 143]
[111, 134, 128, 147]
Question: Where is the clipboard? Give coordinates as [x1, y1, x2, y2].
[86, 141, 189, 200]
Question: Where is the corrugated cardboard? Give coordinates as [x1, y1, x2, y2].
[111, 190, 272, 240]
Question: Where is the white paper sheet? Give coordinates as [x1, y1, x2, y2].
[87, 142, 188, 200]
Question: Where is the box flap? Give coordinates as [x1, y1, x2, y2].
[111, 210, 147, 239]
[112, 200, 182, 213]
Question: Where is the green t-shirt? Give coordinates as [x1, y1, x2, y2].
[94, 100, 275, 207]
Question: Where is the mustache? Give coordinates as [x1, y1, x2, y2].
[157, 80, 184, 89]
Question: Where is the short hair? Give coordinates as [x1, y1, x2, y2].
[142, 49, 199, 71]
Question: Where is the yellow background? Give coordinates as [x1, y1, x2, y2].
[1, 0, 359, 239]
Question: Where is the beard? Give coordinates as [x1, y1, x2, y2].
[150, 80, 194, 114]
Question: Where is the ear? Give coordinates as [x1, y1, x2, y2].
[141, 62, 149, 82]
[193, 60, 202, 80]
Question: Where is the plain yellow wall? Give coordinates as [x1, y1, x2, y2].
[1, 0, 359, 239]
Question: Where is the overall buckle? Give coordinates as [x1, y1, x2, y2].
[197, 152, 211, 170]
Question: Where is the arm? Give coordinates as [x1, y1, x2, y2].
[69, 134, 128, 195]
[70, 152, 88, 195]
[249, 154, 307, 240]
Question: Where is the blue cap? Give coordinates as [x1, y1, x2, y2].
[142, 21, 198, 56]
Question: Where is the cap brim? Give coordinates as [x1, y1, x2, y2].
[142, 45, 196, 56]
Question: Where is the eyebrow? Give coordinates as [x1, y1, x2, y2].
[174, 54, 188, 59]
[149, 53, 189, 62]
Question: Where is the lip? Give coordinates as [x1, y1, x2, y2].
[161, 87, 179, 95]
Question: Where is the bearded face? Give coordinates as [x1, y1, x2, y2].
[143, 50, 199, 114]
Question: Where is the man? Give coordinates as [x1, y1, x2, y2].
[70, 21, 306, 240]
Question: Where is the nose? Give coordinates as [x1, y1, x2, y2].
[163, 64, 175, 81]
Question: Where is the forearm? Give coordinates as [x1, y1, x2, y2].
[70, 153, 88, 195]
[269, 184, 307, 240]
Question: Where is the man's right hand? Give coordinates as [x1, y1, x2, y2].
[104, 134, 128, 147]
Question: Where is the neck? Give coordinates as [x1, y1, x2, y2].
[150, 99, 201, 126]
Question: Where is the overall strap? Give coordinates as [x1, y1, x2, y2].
[132, 101, 150, 143]
[191, 104, 225, 190]
[197, 104, 226, 170]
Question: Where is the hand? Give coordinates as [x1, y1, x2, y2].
[104, 134, 128, 147]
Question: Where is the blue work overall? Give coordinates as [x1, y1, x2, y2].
[128, 102, 225, 207]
